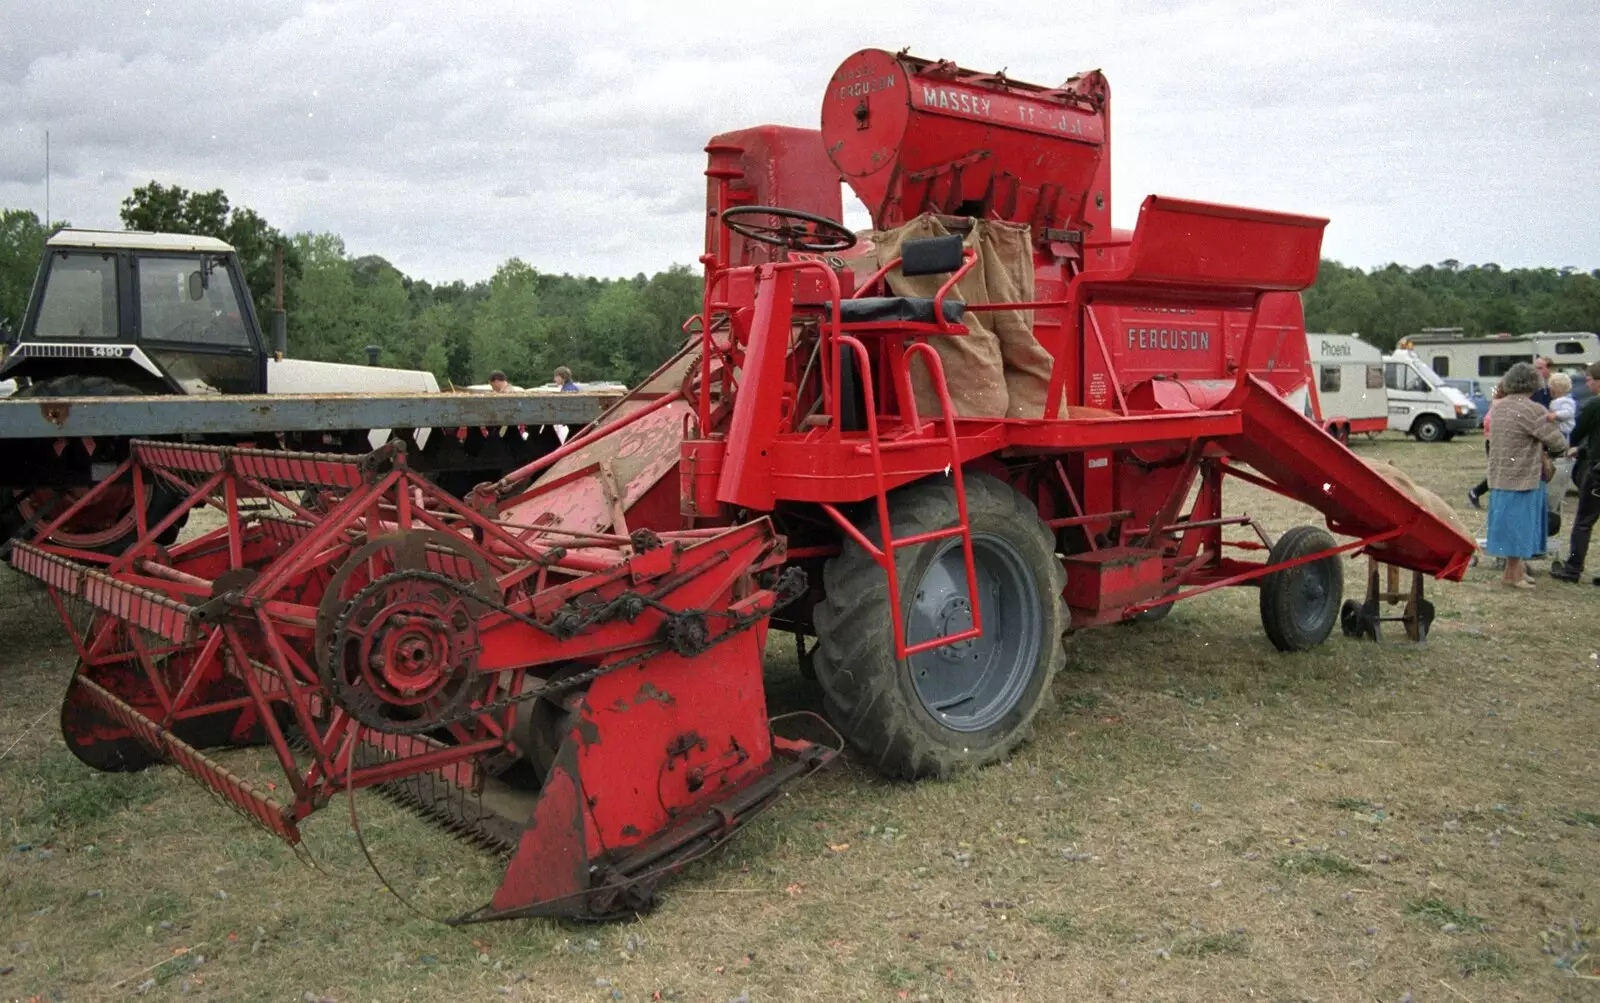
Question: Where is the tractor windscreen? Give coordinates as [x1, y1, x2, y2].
[33, 251, 118, 340]
[136, 253, 252, 349]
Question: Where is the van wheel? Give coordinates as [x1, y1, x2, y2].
[1412, 415, 1446, 443]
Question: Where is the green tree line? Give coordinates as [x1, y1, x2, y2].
[1302, 259, 1600, 350]
[3, 185, 1598, 385]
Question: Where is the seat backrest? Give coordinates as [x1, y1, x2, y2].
[899, 234, 964, 277]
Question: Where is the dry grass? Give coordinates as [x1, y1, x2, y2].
[2, 434, 1598, 1002]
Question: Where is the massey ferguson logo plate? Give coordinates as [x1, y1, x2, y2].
[1126, 328, 1212, 352]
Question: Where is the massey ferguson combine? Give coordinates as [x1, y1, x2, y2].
[8, 48, 1475, 922]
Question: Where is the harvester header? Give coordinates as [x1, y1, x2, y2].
[821, 48, 1110, 235]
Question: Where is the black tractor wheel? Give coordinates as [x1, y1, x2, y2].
[1412, 415, 1446, 443]
[3, 376, 188, 556]
[1259, 525, 1344, 652]
[811, 471, 1067, 781]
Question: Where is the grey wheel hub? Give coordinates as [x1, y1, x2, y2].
[905, 533, 1042, 733]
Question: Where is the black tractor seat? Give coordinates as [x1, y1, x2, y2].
[827, 296, 966, 326]
[824, 231, 971, 328]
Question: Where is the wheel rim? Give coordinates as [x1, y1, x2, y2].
[1288, 559, 1338, 634]
[17, 482, 143, 550]
[904, 532, 1042, 733]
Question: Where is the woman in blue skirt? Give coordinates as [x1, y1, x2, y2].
[1485, 362, 1569, 588]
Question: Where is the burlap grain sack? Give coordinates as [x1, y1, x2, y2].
[867, 214, 1054, 419]
[1362, 458, 1477, 546]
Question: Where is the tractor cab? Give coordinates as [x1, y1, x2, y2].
[1, 228, 267, 395]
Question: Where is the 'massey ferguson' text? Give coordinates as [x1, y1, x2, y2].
[1126, 328, 1212, 352]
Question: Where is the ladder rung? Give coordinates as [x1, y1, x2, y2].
[890, 525, 965, 550]
[855, 436, 949, 455]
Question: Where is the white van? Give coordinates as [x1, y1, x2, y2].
[1380, 348, 1479, 442]
[1305, 333, 1389, 442]
[1401, 329, 1599, 400]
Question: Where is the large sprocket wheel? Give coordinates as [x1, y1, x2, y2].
[314, 530, 501, 734]
[811, 471, 1067, 781]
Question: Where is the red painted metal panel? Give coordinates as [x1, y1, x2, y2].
[822, 48, 1109, 233]
[1061, 547, 1165, 612]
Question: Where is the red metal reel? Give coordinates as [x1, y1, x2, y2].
[60, 631, 272, 773]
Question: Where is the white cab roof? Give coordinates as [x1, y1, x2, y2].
[46, 228, 235, 254]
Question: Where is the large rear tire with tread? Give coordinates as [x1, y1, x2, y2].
[1259, 525, 1343, 652]
[3, 376, 188, 556]
[811, 471, 1067, 781]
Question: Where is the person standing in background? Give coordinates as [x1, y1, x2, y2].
[1551, 362, 1600, 584]
[1469, 359, 1557, 509]
[1484, 362, 1569, 589]
[554, 366, 579, 392]
[1544, 372, 1579, 527]
[1532, 357, 1553, 407]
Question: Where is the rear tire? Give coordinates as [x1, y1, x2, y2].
[1259, 525, 1343, 652]
[811, 471, 1066, 781]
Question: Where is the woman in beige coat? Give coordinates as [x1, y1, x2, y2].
[1485, 362, 1569, 588]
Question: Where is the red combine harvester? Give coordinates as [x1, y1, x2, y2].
[8, 48, 1475, 922]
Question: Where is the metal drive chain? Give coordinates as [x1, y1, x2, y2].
[325, 563, 807, 734]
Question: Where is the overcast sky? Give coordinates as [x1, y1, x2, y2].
[1, 0, 1595, 284]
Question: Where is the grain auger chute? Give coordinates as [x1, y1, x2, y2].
[10, 435, 836, 920]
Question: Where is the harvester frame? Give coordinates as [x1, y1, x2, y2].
[5, 46, 1476, 922]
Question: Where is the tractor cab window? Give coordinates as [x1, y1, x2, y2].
[137, 254, 251, 349]
[33, 252, 118, 340]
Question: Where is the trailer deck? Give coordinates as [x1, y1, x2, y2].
[0, 390, 625, 439]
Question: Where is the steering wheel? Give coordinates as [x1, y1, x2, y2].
[719, 205, 857, 253]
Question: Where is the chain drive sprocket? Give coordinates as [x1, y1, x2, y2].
[324, 564, 808, 735]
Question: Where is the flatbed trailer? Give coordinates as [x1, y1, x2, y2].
[0, 390, 622, 440]
[0, 388, 626, 555]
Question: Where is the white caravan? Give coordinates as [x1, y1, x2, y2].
[1380, 348, 1478, 442]
[1400, 328, 1599, 400]
[1305, 333, 1389, 441]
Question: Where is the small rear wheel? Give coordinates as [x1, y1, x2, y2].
[1259, 525, 1343, 652]
[811, 471, 1066, 781]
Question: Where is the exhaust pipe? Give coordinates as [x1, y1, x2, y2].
[272, 243, 287, 360]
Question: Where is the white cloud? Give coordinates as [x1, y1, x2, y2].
[0, 0, 1594, 281]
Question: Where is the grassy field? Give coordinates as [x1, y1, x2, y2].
[2, 433, 1596, 1003]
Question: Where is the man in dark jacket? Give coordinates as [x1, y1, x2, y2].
[1532, 356, 1553, 407]
[1551, 361, 1600, 583]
